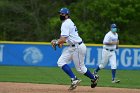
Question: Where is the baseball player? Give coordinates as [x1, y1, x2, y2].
[93, 23, 120, 83]
[51, 7, 99, 90]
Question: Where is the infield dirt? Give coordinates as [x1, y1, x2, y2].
[0, 82, 140, 93]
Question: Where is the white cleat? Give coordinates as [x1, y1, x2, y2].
[93, 70, 97, 75]
[68, 79, 81, 90]
[112, 79, 120, 83]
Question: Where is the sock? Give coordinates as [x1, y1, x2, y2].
[62, 64, 75, 79]
[112, 69, 116, 81]
[84, 69, 96, 80]
[95, 66, 100, 73]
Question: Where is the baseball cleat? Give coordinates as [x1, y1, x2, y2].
[112, 79, 120, 83]
[93, 70, 97, 75]
[91, 74, 99, 88]
[68, 78, 81, 90]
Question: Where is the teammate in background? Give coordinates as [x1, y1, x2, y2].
[51, 7, 99, 90]
[93, 23, 120, 83]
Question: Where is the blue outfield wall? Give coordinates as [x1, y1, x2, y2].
[0, 41, 140, 70]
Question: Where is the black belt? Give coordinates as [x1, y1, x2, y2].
[71, 41, 83, 47]
[105, 48, 114, 51]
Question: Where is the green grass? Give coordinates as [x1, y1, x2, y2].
[0, 66, 140, 89]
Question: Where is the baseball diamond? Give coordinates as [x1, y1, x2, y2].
[0, 82, 140, 93]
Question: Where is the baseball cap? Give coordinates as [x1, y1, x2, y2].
[59, 8, 70, 14]
[111, 24, 117, 28]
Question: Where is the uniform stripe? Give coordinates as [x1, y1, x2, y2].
[77, 46, 82, 71]
[61, 35, 69, 37]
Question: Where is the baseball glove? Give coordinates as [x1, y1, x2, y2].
[51, 39, 58, 50]
[51, 39, 62, 50]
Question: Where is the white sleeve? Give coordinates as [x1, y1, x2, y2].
[61, 24, 70, 37]
[103, 34, 111, 44]
[117, 33, 119, 40]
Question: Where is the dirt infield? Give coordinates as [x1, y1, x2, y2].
[0, 82, 140, 93]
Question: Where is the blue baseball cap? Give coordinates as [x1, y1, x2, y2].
[59, 8, 70, 14]
[111, 24, 117, 28]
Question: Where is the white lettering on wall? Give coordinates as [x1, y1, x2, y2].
[85, 47, 140, 69]
[0, 45, 4, 62]
[121, 49, 132, 67]
[97, 48, 102, 65]
[85, 47, 102, 65]
[86, 48, 95, 65]
[133, 49, 140, 67]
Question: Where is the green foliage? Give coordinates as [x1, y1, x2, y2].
[0, 0, 139, 44]
[70, 0, 140, 44]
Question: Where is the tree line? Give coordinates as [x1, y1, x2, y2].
[0, 0, 139, 44]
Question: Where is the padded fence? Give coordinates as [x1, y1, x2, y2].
[0, 41, 140, 70]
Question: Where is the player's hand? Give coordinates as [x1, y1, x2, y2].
[58, 43, 63, 48]
[117, 40, 119, 45]
[51, 39, 63, 50]
[51, 39, 58, 50]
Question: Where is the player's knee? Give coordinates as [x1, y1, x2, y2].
[57, 61, 65, 68]
[76, 70, 85, 74]
[111, 66, 117, 69]
[99, 64, 105, 69]
[76, 67, 87, 74]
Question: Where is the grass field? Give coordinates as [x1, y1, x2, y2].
[0, 66, 140, 89]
